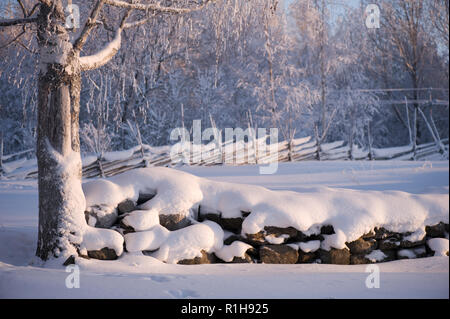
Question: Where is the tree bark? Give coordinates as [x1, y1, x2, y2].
[36, 2, 84, 260]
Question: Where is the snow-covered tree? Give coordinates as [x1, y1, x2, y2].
[0, 0, 252, 262]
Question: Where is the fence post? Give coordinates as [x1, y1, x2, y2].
[405, 97, 412, 146]
[418, 105, 448, 157]
[367, 122, 373, 160]
[412, 105, 418, 160]
[97, 152, 105, 178]
[429, 106, 447, 158]
[314, 124, 322, 161]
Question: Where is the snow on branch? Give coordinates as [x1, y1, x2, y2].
[79, 9, 133, 71]
[77, 0, 214, 70]
[104, 0, 215, 14]
[79, 28, 122, 71]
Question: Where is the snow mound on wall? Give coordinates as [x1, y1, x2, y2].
[80, 226, 124, 256]
[124, 221, 223, 263]
[122, 210, 160, 232]
[366, 250, 388, 262]
[215, 241, 254, 262]
[427, 238, 449, 256]
[299, 240, 321, 253]
[124, 225, 170, 252]
[152, 221, 223, 264]
[83, 167, 203, 218]
[83, 167, 449, 252]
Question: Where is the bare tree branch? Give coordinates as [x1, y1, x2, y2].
[0, 30, 25, 50]
[0, 17, 37, 27]
[17, 0, 28, 17]
[73, 0, 107, 52]
[123, 16, 150, 29]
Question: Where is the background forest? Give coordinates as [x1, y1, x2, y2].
[1, 0, 448, 156]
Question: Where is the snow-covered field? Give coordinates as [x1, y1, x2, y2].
[0, 161, 448, 299]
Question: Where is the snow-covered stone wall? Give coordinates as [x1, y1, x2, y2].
[77, 167, 449, 265]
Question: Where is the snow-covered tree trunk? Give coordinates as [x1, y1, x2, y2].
[35, 1, 85, 260]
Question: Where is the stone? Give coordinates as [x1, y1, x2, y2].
[118, 219, 135, 234]
[159, 213, 191, 231]
[260, 245, 299, 264]
[346, 238, 377, 255]
[361, 230, 376, 239]
[63, 255, 76, 266]
[297, 251, 317, 264]
[245, 247, 259, 259]
[350, 255, 372, 265]
[378, 250, 397, 262]
[320, 225, 335, 235]
[136, 192, 156, 205]
[352, 249, 397, 264]
[219, 252, 254, 264]
[400, 238, 426, 249]
[245, 231, 266, 245]
[198, 207, 243, 233]
[230, 255, 253, 263]
[220, 217, 244, 233]
[378, 238, 401, 250]
[241, 211, 251, 218]
[200, 212, 221, 224]
[303, 234, 324, 242]
[117, 199, 136, 215]
[425, 223, 448, 238]
[245, 226, 300, 245]
[374, 227, 402, 240]
[224, 234, 245, 245]
[87, 247, 118, 260]
[177, 250, 217, 265]
[265, 226, 298, 239]
[319, 248, 350, 265]
[84, 204, 118, 228]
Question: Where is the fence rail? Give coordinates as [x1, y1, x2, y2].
[1, 137, 448, 180]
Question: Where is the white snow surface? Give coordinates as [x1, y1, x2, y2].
[428, 238, 449, 256]
[0, 161, 449, 298]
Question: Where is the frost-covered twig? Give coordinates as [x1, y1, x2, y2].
[104, 0, 215, 14]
